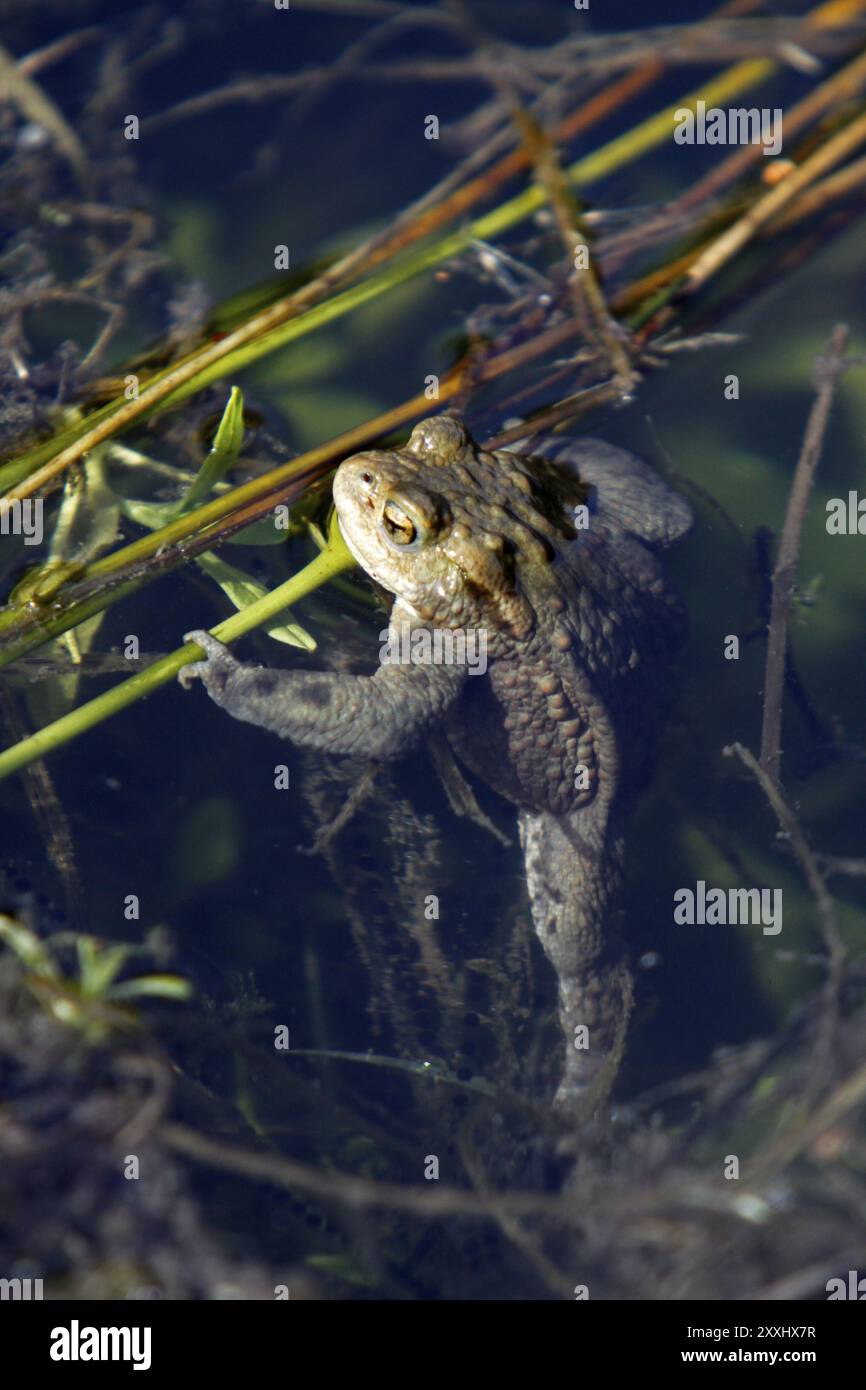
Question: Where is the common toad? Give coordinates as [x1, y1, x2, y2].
[179, 416, 692, 1109]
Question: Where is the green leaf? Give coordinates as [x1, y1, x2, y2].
[0, 915, 59, 977]
[76, 937, 133, 997]
[118, 496, 179, 530]
[180, 385, 245, 511]
[304, 1254, 376, 1287]
[109, 974, 193, 1001]
[49, 454, 121, 569]
[118, 388, 246, 530]
[0, 44, 88, 182]
[194, 552, 316, 650]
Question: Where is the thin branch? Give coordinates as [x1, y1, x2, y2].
[673, 43, 866, 224]
[724, 741, 847, 1098]
[759, 323, 849, 787]
[768, 150, 866, 232]
[818, 853, 866, 877]
[160, 1121, 565, 1221]
[684, 118, 866, 293]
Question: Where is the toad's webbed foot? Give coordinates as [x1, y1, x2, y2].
[178, 630, 240, 695]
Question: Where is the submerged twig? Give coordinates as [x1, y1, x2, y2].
[759, 324, 850, 787]
[671, 40, 866, 227]
[768, 149, 866, 230]
[160, 1120, 563, 1220]
[0, 686, 82, 918]
[143, 16, 864, 127]
[724, 742, 847, 1100]
[684, 119, 866, 293]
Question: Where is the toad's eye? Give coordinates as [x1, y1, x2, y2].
[379, 483, 449, 547]
[382, 499, 417, 545]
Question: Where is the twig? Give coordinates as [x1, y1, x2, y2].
[759, 323, 849, 786]
[723, 742, 847, 1097]
[603, 32, 866, 281]
[18, 27, 103, 77]
[672, 40, 866, 226]
[767, 150, 866, 231]
[484, 381, 623, 449]
[684, 117, 866, 293]
[0, 687, 83, 918]
[819, 853, 866, 877]
[749, 1248, 866, 1300]
[143, 16, 863, 125]
[160, 1121, 566, 1221]
[447, 0, 637, 397]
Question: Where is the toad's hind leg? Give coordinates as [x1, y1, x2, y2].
[512, 435, 693, 546]
[518, 806, 633, 1115]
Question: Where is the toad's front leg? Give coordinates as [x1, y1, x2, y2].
[178, 629, 466, 759]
